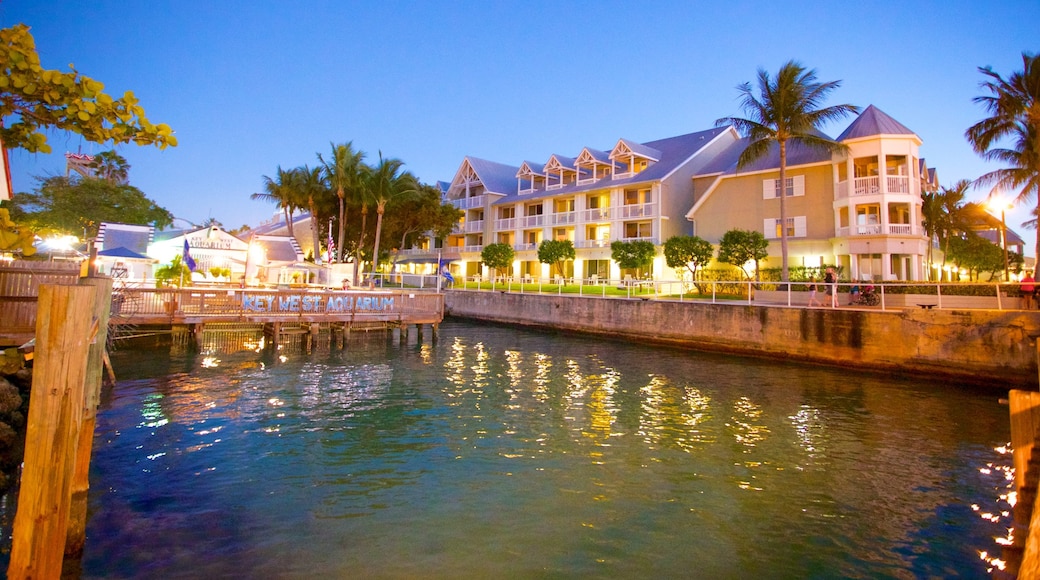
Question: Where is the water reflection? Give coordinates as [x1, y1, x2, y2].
[11, 321, 1010, 578]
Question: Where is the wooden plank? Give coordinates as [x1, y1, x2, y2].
[66, 277, 113, 555]
[8, 284, 95, 580]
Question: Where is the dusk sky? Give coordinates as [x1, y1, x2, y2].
[2, 1, 1038, 250]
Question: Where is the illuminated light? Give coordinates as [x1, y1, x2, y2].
[201, 356, 220, 368]
[980, 467, 992, 475]
[268, 398, 284, 406]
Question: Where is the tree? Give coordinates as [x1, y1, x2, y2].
[253, 166, 303, 239]
[921, 190, 944, 280]
[383, 183, 462, 268]
[610, 240, 656, 276]
[481, 243, 515, 279]
[11, 175, 173, 238]
[663, 235, 714, 292]
[364, 153, 417, 284]
[537, 239, 575, 278]
[0, 24, 176, 153]
[296, 165, 329, 264]
[154, 254, 191, 287]
[87, 150, 130, 183]
[938, 180, 973, 279]
[947, 233, 1006, 281]
[716, 60, 858, 282]
[319, 141, 365, 262]
[0, 207, 35, 256]
[965, 52, 1040, 262]
[717, 229, 769, 280]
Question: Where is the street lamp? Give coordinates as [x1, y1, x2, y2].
[987, 197, 1013, 281]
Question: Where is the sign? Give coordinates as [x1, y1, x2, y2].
[241, 294, 395, 313]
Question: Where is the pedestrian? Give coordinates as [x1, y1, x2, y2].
[807, 276, 822, 307]
[824, 267, 837, 308]
[1021, 270, 1036, 310]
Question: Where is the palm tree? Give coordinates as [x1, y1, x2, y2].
[297, 165, 328, 263]
[937, 180, 972, 280]
[921, 190, 944, 279]
[716, 60, 859, 282]
[364, 152, 417, 286]
[318, 142, 366, 263]
[88, 150, 130, 183]
[965, 52, 1040, 261]
[253, 166, 302, 238]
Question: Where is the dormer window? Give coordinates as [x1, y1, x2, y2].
[516, 161, 546, 194]
[576, 148, 615, 184]
[609, 139, 661, 179]
[544, 155, 578, 190]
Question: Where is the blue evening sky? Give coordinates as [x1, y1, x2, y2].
[2, 1, 1038, 250]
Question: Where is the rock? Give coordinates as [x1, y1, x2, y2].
[0, 378, 21, 415]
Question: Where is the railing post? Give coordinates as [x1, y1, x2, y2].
[937, 283, 943, 309]
[997, 282, 1004, 311]
[880, 283, 886, 310]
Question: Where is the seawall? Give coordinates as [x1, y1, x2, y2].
[444, 291, 1040, 389]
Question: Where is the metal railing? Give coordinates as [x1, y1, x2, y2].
[451, 278, 1032, 311]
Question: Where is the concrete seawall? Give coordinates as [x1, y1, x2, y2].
[444, 291, 1040, 389]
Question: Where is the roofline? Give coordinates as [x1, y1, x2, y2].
[658, 127, 738, 182]
[686, 158, 834, 219]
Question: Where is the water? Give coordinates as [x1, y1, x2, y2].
[1, 321, 1014, 578]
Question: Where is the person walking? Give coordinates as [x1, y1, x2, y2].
[1021, 270, 1035, 310]
[807, 276, 822, 307]
[824, 268, 837, 308]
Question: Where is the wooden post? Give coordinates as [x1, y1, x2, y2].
[65, 277, 113, 556]
[8, 284, 96, 580]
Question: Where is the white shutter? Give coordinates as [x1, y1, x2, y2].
[792, 175, 805, 197]
[762, 179, 776, 199]
[794, 216, 807, 237]
[764, 218, 777, 239]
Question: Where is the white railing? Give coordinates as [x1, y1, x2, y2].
[620, 236, 657, 244]
[495, 218, 516, 230]
[520, 215, 544, 228]
[582, 208, 613, 222]
[620, 203, 657, 219]
[451, 279, 1026, 311]
[461, 244, 483, 253]
[464, 220, 484, 233]
[550, 211, 577, 225]
[836, 180, 849, 200]
[853, 176, 880, 196]
[837, 224, 921, 237]
[513, 243, 537, 252]
[888, 224, 916, 235]
[575, 239, 611, 249]
[887, 175, 910, 193]
[451, 194, 486, 210]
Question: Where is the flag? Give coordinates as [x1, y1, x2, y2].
[183, 239, 197, 272]
[438, 257, 454, 284]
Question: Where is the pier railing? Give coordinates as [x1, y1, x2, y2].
[111, 287, 444, 324]
[452, 278, 1033, 311]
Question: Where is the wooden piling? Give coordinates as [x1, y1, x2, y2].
[65, 277, 113, 556]
[8, 284, 96, 580]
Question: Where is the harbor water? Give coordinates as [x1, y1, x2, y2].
[1, 320, 1015, 577]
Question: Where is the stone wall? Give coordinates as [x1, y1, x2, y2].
[445, 291, 1040, 389]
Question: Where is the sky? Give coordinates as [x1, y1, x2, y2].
[2, 1, 1038, 250]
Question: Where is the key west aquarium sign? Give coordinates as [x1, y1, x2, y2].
[242, 294, 395, 313]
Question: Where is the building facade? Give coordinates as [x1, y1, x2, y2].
[436, 105, 942, 282]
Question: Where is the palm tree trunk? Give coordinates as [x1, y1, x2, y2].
[370, 203, 386, 288]
[778, 141, 790, 282]
[309, 198, 320, 264]
[336, 191, 346, 263]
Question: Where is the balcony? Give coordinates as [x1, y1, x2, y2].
[575, 239, 611, 249]
[620, 236, 657, 244]
[838, 176, 914, 198]
[513, 243, 537, 252]
[460, 244, 484, 253]
[836, 224, 921, 237]
[620, 203, 657, 219]
[550, 211, 576, 226]
[464, 220, 484, 233]
[495, 218, 517, 231]
[451, 194, 486, 210]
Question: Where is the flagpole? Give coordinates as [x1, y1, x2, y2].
[437, 251, 442, 293]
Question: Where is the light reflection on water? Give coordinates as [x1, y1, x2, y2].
[0, 321, 1012, 578]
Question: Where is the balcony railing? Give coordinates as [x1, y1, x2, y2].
[464, 220, 484, 233]
[853, 176, 880, 196]
[620, 203, 657, 219]
[451, 194, 486, 210]
[582, 207, 613, 222]
[513, 243, 537, 252]
[550, 211, 576, 225]
[840, 176, 914, 197]
[620, 236, 657, 244]
[495, 217, 517, 230]
[575, 239, 611, 249]
[461, 244, 483, 253]
[520, 215, 544, 228]
[837, 224, 921, 237]
[887, 175, 910, 193]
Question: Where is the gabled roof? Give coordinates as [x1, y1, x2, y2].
[836, 104, 916, 141]
[610, 138, 662, 162]
[97, 222, 154, 254]
[451, 157, 519, 196]
[576, 148, 612, 165]
[517, 161, 545, 177]
[544, 154, 578, 174]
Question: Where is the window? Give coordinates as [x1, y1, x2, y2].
[525, 203, 543, 216]
[764, 216, 807, 239]
[762, 175, 805, 199]
[499, 207, 515, 219]
[624, 221, 652, 238]
[624, 188, 652, 204]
